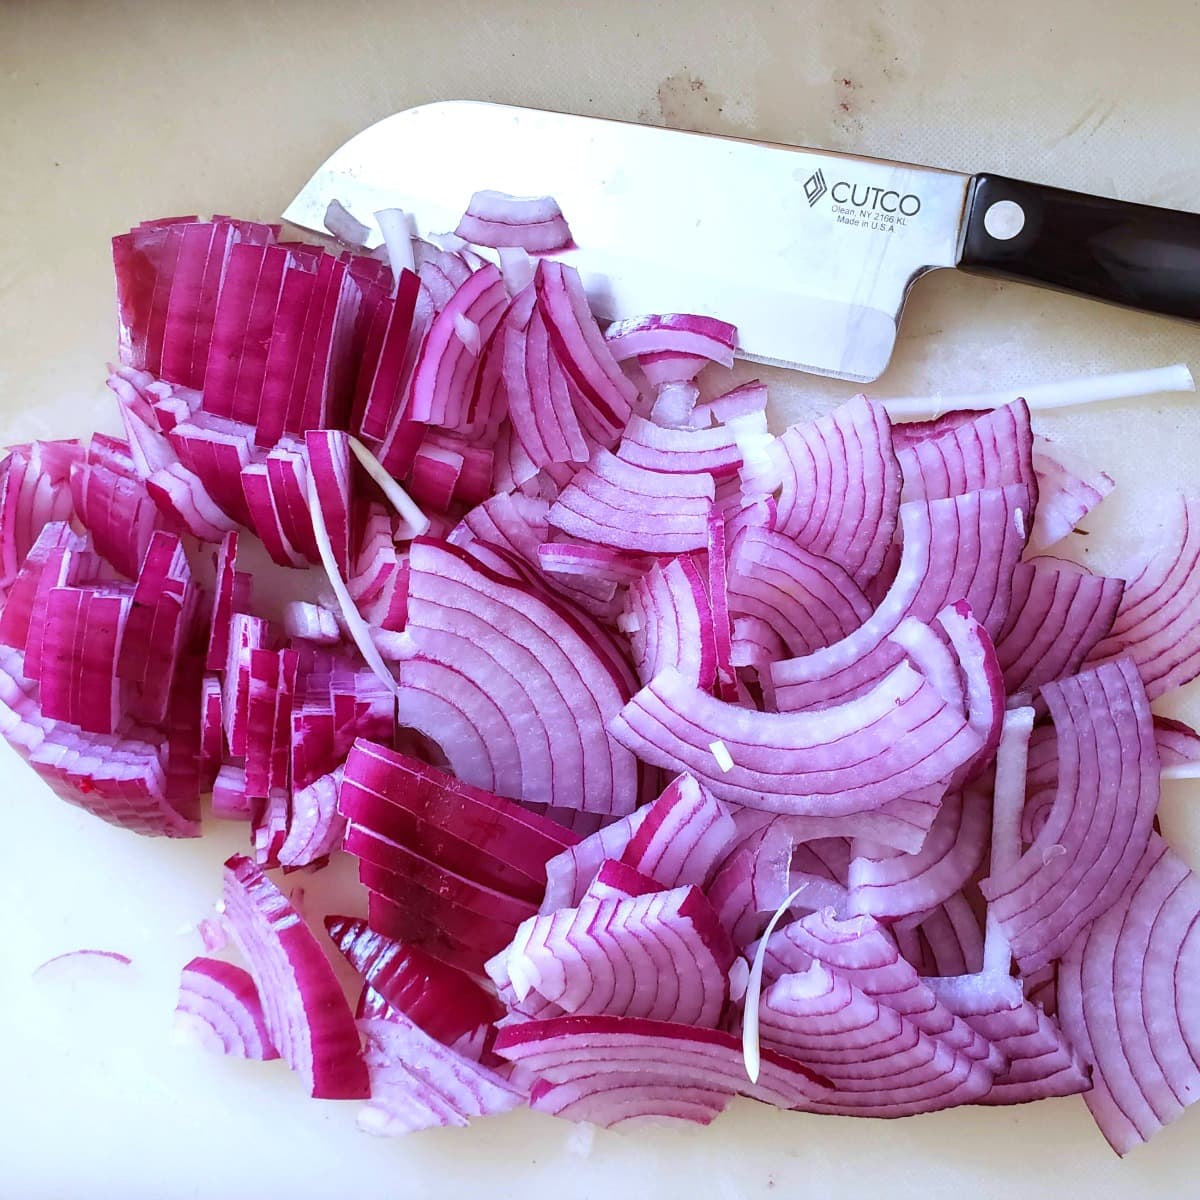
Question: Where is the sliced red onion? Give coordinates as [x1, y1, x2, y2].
[222, 854, 367, 1099]
[604, 314, 737, 390]
[211, 763, 250, 820]
[912, 893, 986, 978]
[625, 556, 716, 690]
[494, 1015, 831, 1124]
[707, 820, 798, 951]
[540, 808, 650, 914]
[323, 199, 371, 248]
[38, 587, 131, 735]
[198, 674, 222, 791]
[0, 441, 80, 585]
[980, 706, 1035, 979]
[753, 908, 999, 1070]
[728, 524, 873, 664]
[275, 766, 344, 868]
[251, 787, 290, 869]
[613, 417, 749, 486]
[895, 400, 1034, 504]
[610, 661, 981, 841]
[340, 739, 574, 902]
[846, 787, 989, 923]
[1058, 833, 1200, 1154]
[357, 1010, 525, 1135]
[326, 916, 501, 1044]
[174, 956, 280, 1060]
[70, 459, 163, 582]
[0, 523, 87, 651]
[536, 261, 637, 442]
[581, 859, 667, 901]
[283, 601, 341, 645]
[981, 658, 1158, 973]
[374, 209, 416, 288]
[407, 264, 507, 427]
[769, 485, 1029, 712]
[766, 395, 901, 587]
[489, 884, 734, 1026]
[995, 557, 1125, 694]
[398, 538, 640, 815]
[757, 961, 995, 1114]
[548, 449, 714, 555]
[938, 990, 1088, 1105]
[1156, 715, 1200, 778]
[34, 947, 133, 977]
[1029, 437, 1114, 551]
[1085, 494, 1200, 699]
[454, 190, 573, 254]
[619, 773, 737, 891]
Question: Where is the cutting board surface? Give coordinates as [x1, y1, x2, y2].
[2, 3, 1199, 1197]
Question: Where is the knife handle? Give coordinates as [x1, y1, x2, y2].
[959, 173, 1200, 321]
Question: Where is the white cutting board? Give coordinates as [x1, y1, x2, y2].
[2, 2, 1199, 1197]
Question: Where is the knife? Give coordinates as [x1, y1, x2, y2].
[283, 101, 1200, 384]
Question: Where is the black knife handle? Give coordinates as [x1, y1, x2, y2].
[959, 173, 1200, 321]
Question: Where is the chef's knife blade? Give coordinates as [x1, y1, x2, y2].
[283, 102, 1200, 383]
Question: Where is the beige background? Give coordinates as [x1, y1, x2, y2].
[1, 2, 1199, 1196]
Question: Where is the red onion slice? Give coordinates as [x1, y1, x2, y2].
[339, 739, 573, 902]
[766, 395, 901, 586]
[619, 773, 737, 891]
[69, 459, 163, 582]
[489, 884, 734, 1026]
[995, 558, 1125, 694]
[581, 859, 667, 901]
[847, 786, 989, 923]
[222, 854, 368, 1099]
[616, 413, 749, 479]
[0, 441, 80, 586]
[981, 659, 1159, 973]
[407, 265, 508, 427]
[358, 1010, 525, 1135]
[548, 449, 714, 555]
[895, 399, 1035, 504]
[325, 916, 501, 1047]
[536, 261, 636, 442]
[938, 991, 1088, 1105]
[1085, 494, 1200, 699]
[540, 807, 651, 914]
[454, 190, 573, 254]
[398, 538, 641, 815]
[769, 485, 1029, 712]
[611, 660, 981, 833]
[494, 1015, 831, 1119]
[1059, 834, 1200, 1153]
[754, 908, 999, 1069]
[625, 556, 716, 690]
[728, 525, 873, 665]
[174, 956, 280, 1060]
[1029, 436, 1114, 551]
[758, 961, 995, 1114]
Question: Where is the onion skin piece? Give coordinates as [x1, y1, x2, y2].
[1059, 833, 1200, 1153]
[174, 956, 280, 1061]
[222, 854, 368, 1100]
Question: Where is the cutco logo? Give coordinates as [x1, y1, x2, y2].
[830, 181, 922, 216]
[802, 171, 923, 220]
